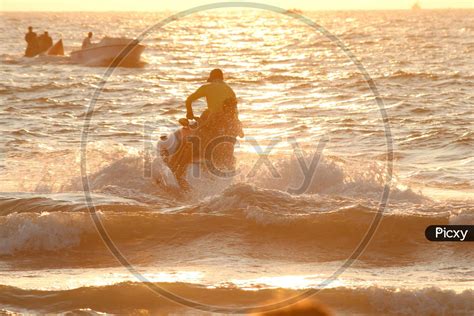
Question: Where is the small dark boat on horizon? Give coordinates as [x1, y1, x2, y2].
[412, 1, 422, 10]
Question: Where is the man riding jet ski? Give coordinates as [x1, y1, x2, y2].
[157, 69, 244, 189]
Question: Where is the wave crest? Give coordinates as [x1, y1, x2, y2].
[0, 282, 472, 315]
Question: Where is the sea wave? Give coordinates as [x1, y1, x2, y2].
[379, 70, 465, 81]
[0, 211, 93, 254]
[0, 81, 89, 94]
[0, 54, 71, 66]
[0, 150, 469, 259]
[0, 187, 470, 257]
[83, 154, 428, 203]
[0, 282, 472, 315]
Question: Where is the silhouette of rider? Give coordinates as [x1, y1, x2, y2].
[184, 69, 243, 170]
[82, 32, 93, 49]
[24, 26, 39, 57]
[185, 69, 237, 120]
[38, 31, 53, 53]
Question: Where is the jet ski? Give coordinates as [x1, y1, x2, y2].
[155, 118, 202, 189]
[154, 115, 240, 189]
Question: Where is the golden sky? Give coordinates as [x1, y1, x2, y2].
[1, 0, 473, 11]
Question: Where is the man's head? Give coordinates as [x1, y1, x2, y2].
[28, 26, 33, 32]
[207, 68, 224, 82]
[88, 32, 93, 38]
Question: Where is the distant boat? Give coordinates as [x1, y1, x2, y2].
[70, 37, 145, 66]
[411, 1, 421, 10]
[286, 8, 303, 14]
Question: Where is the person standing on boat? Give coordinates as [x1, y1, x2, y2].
[82, 32, 93, 49]
[24, 26, 39, 57]
[38, 31, 53, 53]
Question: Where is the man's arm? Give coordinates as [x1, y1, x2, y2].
[185, 85, 207, 119]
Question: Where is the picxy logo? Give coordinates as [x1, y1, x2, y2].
[425, 225, 473, 242]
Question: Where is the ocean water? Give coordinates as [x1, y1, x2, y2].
[0, 9, 473, 315]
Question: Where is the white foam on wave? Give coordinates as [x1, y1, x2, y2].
[244, 153, 428, 203]
[243, 205, 290, 226]
[366, 286, 473, 315]
[449, 209, 474, 225]
[7, 138, 427, 206]
[0, 211, 97, 255]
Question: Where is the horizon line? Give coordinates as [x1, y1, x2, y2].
[1, 7, 473, 12]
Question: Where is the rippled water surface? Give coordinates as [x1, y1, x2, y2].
[0, 9, 473, 315]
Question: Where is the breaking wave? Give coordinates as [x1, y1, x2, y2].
[0, 185, 470, 257]
[2, 150, 471, 258]
[0, 282, 472, 315]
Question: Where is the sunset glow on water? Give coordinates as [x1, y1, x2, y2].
[1, 4, 473, 315]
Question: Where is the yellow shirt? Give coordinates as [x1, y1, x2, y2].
[186, 80, 236, 114]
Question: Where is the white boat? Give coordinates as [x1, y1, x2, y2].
[70, 37, 145, 66]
